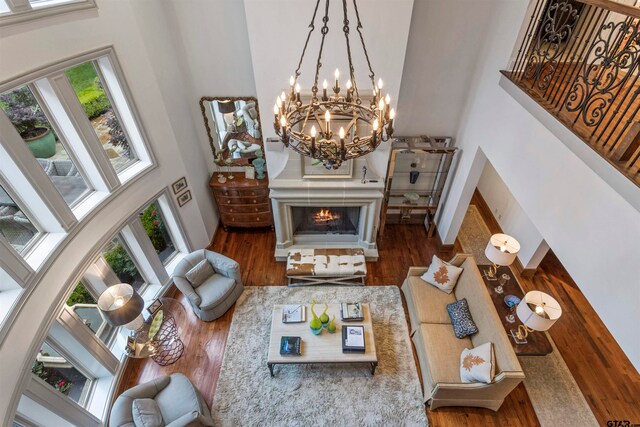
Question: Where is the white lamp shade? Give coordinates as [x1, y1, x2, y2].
[485, 233, 521, 266]
[516, 290, 562, 331]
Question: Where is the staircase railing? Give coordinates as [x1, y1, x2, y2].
[502, 0, 640, 187]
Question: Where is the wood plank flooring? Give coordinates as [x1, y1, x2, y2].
[117, 215, 640, 426]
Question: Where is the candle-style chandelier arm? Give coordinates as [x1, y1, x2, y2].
[351, 0, 376, 88]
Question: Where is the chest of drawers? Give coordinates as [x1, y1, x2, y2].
[209, 172, 273, 230]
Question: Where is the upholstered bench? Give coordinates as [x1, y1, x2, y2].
[286, 248, 367, 286]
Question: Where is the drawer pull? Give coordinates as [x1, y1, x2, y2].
[251, 192, 256, 196]
[252, 200, 257, 204]
[227, 200, 231, 204]
[223, 191, 229, 196]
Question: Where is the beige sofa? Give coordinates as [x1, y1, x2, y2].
[401, 254, 525, 411]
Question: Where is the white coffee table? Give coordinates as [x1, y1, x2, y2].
[267, 303, 378, 377]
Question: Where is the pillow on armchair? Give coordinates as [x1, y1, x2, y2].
[185, 259, 215, 287]
[131, 398, 163, 427]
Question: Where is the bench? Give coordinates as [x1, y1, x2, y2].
[286, 248, 367, 286]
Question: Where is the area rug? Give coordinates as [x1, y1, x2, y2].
[459, 204, 597, 426]
[211, 286, 428, 427]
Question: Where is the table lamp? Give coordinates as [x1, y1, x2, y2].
[484, 233, 520, 279]
[98, 283, 144, 331]
[218, 100, 237, 129]
[513, 290, 562, 341]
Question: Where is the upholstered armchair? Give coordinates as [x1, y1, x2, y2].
[173, 249, 244, 321]
[109, 373, 214, 427]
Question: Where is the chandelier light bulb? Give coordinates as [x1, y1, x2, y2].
[373, 118, 379, 130]
[281, 91, 286, 101]
[346, 80, 352, 90]
[325, 110, 331, 122]
[339, 127, 345, 139]
[276, 96, 283, 107]
[378, 98, 385, 111]
[289, 75, 295, 86]
[390, 108, 396, 119]
[280, 116, 287, 127]
[385, 94, 391, 105]
[335, 69, 340, 80]
[310, 125, 317, 137]
[323, 79, 328, 89]
[295, 83, 301, 93]
[377, 78, 383, 90]
[273, 104, 279, 114]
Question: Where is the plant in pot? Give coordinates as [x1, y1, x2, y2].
[0, 86, 56, 158]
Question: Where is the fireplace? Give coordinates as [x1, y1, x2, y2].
[292, 207, 361, 236]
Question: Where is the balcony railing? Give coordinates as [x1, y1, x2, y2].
[502, 0, 640, 187]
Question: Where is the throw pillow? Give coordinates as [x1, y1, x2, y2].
[447, 298, 478, 338]
[131, 398, 163, 427]
[185, 259, 215, 287]
[460, 342, 495, 383]
[420, 255, 464, 294]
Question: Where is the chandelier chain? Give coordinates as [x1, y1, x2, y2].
[352, 0, 376, 87]
[294, 0, 322, 81]
[312, 0, 331, 96]
[341, 0, 359, 99]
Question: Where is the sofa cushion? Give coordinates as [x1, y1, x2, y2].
[420, 255, 464, 294]
[405, 276, 457, 325]
[447, 298, 478, 338]
[185, 259, 215, 287]
[131, 398, 163, 427]
[195, 273, 236, 310]
[460, 341, 495, 384]
[413, 323, 473, 387]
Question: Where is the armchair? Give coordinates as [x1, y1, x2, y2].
[109, 373, 213, 427]
[173, 249, 244, 321]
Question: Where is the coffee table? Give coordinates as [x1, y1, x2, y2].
[267, 303, 378, 376]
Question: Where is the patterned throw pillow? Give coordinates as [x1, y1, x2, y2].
[420, 255, 464, 293]
[185, 259, 215, 287]
[460, 342, 495, 383]
[447, 298, 478, 338]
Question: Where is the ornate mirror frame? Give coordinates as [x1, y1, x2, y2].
[199, 96, 264, 165]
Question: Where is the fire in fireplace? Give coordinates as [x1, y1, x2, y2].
[292, 206, 360, 235]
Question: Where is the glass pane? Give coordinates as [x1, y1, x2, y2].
[102, 238, 145, 291]
[65, 61, 135, 172]
[29, 0, 76, 9]
[140, 202, 176, 264]
[0, 185, 38, 253]
[0, 0, 11, 14]
[32, 342, 91, 405]
[0, 85, 90, 206]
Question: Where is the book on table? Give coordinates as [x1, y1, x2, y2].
[280, 336, 302, 356]
[342, 325, 365, 353]
[340, 302, 364, 321]
[282, 305, 306, 323]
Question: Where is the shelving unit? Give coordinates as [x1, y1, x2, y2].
[379, 136, 458, 236]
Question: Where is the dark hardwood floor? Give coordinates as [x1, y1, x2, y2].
[117, 209, 640, 426]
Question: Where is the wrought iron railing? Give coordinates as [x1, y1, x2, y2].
[502, 0, 640, 187]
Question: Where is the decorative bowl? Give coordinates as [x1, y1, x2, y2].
[504, 295, 521, 308]
[403, 192, 419, 203]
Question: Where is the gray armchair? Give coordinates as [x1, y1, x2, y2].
[109, 373, 213, 427]
[173, 249, 244, 321]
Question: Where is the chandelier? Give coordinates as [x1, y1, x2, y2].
[273, 0, 395, 170]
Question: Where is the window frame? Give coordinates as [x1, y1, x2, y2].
[101, 234, 150, 294]
[0, 178, 43, 256]
[0, 0, 96, 27]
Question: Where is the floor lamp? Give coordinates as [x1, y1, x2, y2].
[484, 233, 520, 280]
[97, 283, 145, 331]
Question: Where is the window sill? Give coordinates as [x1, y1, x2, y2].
[24, 232, 66, 271]
[117, 160, 153, 186]
[72, 191, 109, 221]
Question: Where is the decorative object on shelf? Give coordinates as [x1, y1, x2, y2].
[512, 290, 562, 342]
[148, 309, 164, 340]
[171, 177, 187, 195]
[251, 149, 266, 179]
[495, 272, 511, 294]
[309, 300, 323, 335]
[320, 303, 330, 326]
[273, 0, 395, 170]
[97, 283, 144, 331]
[177, 190, 192, 207]
[403, 192, 419, 204]
[327, 315, 337, 334]
[199, 96, 263, 164]
[244, 166, 255, 180]
[224, 157, 234, 180]
[147, 298, 163, 316]
[302, 156, 353, 179]
[484, 233, 520, 280]
[504, 295, 521, 309]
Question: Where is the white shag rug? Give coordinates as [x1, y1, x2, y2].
[211, 286, 428, 427]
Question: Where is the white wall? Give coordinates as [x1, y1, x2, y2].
[477, 161, 549, 269]
[0, 0, 219, 420]
[435, 0, 640, 370]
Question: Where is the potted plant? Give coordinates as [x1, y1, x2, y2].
[0, 86, 56, 158]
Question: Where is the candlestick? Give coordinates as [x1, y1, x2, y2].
[334, 69, 340, 94]
[280, 91, 287, 107]
[378, 98, 385, 125]
[387, 108, 395, 136]
[273, 103, 279, 130]
[322, 79, 328, 101]
[310, 125, 317, 157]
[295, 83, 301, 103]
[346, 80, 352, 102]
[385, 93, 391, 120]
[372, 118, 379, 144]
[280, 116, 288, 146]
[339, 127, 345, 160]
[324, 110, 331, 136]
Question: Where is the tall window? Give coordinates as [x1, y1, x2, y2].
[65, 61, 136, 172]
[65, 282, 114, 345]
[102, 237, 145, 291]
[140, 201, 177, 264]
[0, 184, 39, 253]
[31, 342, 92, 406]
[0, 85, 90, 207]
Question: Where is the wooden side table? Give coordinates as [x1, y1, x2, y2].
[209, 172, 273, 231]
[478, 265, 553, 356]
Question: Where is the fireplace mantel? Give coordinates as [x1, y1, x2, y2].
[269, 179, 384, 261]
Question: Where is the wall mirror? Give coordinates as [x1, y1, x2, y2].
[199, 96, 263, 164]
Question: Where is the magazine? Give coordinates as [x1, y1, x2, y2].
[282, 305, 306, 323]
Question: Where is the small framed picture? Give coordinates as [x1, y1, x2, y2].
[245, 166, 255, 180]
[147, 299, 163, 316]
[172, 177, 188, 194]
[177, 190, 192, 207]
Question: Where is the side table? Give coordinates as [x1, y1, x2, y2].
[478, 265, 553, 356]
[126, 297, 186, 366]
